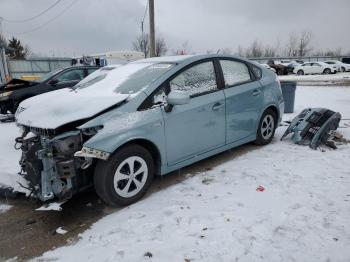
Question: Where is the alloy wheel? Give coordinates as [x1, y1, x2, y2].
[261, 114, 275, 140]
[113, 156, 148, 198]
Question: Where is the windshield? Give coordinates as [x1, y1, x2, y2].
[39, 68, 64, 82]
[74, 62, 174, 94]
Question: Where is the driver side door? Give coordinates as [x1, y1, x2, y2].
[161, 60, 226, 165]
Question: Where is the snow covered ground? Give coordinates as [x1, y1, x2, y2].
[0, 202, 11, 214]
[0, 86, 349, 261]
[32, 86, 350, 262]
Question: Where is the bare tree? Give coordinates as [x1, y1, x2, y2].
[284, 32, 298, 57]
[263, 45, 277, 57]
[173, 41, 192, 55]
[0, 33, 7, 48]
[132, 34, 149, 58]
[244, 40, 263, 58]
[298, 30, 313, 57]
[155, 36, 167, 57]
[324, 47, 342, 56]
[237, 45, 245, 57]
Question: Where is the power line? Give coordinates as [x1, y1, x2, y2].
[2, 0, 63, 23]
[11, 0, 78, 35]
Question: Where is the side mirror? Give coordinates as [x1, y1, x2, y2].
[165, 90, 190, 112]
[49, 79, 59, 86]
[166, 90, 190, 105]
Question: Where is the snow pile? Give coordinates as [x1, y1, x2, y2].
[0, 123, 27, 193]
[37, 86, 350, 262]
[0, 202, 11, 214]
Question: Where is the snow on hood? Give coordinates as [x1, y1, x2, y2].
[16, 88, 129, 129]
[15, 62, 160, 129]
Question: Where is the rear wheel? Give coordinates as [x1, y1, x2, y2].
[341, 67, 345, 73]
[323, 68, 331, 74]
[94, 144, 154, 207]
[297, 70, 304, 75]
[255, 109, 277, 145]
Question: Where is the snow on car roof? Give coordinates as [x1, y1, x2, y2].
[132, 55, 194, 64]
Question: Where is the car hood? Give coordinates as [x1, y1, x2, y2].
[16, 88, 130, 129]
[0, 78, 38, 93]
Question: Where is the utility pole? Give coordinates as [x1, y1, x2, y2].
[149, 0, 156, 57]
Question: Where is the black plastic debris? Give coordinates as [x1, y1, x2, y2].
[281, 108, 342, 149]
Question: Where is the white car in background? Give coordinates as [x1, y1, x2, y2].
[293, 62, 337, 75]
[324, 60, 350, 72]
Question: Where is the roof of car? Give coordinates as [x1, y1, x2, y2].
[132, 54, 250, 65]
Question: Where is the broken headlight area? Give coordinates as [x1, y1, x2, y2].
[74, 146, 110, 160]
[15, 127, 101, 202]
[281, 108, 342, 149]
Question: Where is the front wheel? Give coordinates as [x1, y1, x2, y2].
[94, 144, 154, 207]
[255, 109, 277, 145]
[297, 70, 304, 75]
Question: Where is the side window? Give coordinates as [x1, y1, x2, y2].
[55, 69, 84, 82]
[87, 68, 98, 75]
[220, 60, 251, 87]
[169, 61, 217, 97]
[251, 65, 262, 79]
[153, 87, 166, 105]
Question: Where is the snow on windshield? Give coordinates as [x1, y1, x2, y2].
[74, 63, 174, 95]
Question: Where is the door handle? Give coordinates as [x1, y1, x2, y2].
[212, 102, 223, 111]
[252, 89, 261, 96]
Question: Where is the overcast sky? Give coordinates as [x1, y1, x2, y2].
[0, 0, 349, 57]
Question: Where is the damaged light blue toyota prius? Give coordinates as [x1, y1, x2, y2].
[14, 55, 284, 206]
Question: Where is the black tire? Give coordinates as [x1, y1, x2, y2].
[323, 68, 331, 74]
[255, 109, 277, 146]
[94, 144, 154, 207]
[0, 105, 6, 114]
[297, 70, 304, 75]
[341, 67, 345, 73]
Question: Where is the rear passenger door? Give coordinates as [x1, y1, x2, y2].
[219, 59, 262, 144]
[302, 63, 313, 74]
[311, 63, 323, 74]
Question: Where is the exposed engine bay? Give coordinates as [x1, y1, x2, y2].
[281, 108, 342, 149]
[15, 126, 101, 201]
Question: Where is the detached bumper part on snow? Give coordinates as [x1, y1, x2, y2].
[281, 108, 341, 149]
[17, 129, 95, 201]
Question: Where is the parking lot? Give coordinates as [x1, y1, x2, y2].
[0, 83, 349, 261]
